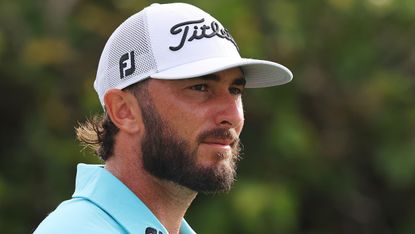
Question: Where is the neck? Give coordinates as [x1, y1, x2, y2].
[105, 154, 197, 234]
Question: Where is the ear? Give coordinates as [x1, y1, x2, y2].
[103, 89, 142, 134]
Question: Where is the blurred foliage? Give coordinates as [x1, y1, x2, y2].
[0, 0, 414, 233]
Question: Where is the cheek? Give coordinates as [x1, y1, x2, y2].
[161, 101, 208, 141]
[236, 100, 245, 133]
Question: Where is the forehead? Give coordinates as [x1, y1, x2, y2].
[170, 67, 245, 84]
[198, 67, 245, 83]
[147, 67, 245, 90]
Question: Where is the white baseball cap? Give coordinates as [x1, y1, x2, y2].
[94, 3, 293, 106]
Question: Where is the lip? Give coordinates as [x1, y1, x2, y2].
[202, 142, 232, 149]
[202, 138, 234, 146]
[201, 139, 235, 150]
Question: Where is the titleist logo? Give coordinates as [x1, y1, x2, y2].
[169, 18, 239, 51]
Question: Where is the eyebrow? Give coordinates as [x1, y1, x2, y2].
[199, 73, 246, 86]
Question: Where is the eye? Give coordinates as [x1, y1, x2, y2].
[229, 86, 243, 95]
[191, 84, 208, 92]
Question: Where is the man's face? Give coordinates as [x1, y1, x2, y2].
[138, 68, 245, 193]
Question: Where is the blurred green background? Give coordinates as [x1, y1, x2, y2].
[1, 0, 414, 233]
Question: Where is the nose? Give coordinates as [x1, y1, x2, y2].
[214, 93, 244, 129]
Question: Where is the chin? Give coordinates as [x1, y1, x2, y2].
[198, 145, 233, 160]
[184, 155, 237, 194]
[197, 153, 232, 169]
[202, 155, 235, 173]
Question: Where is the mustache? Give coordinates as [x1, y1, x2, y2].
[197, 128, 240, 147]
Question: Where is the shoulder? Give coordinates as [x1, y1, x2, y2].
[34, 198, 127, 234]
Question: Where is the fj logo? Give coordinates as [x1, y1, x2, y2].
[119, 51, 135, 79]
[145, 227, 163, 234]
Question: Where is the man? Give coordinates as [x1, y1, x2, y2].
[35, 3, 292, 234]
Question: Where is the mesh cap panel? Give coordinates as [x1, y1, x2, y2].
[95, 10, 157, 105]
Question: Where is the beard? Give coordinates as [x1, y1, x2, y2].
[139, 96, 241, 193]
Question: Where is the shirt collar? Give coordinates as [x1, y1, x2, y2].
[72, 163, 196, 234]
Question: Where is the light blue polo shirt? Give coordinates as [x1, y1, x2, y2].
[34, 163, 196, 234]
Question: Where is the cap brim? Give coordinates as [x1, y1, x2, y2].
[150, 57, 293, 88]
